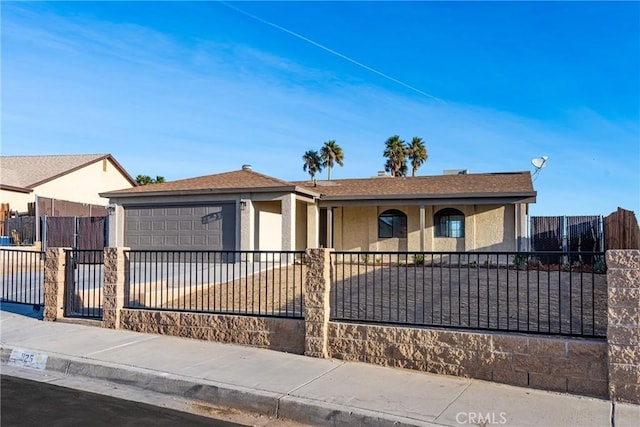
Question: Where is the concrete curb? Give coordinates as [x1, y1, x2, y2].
[1, 346, 433, 427]
[277, 395, 440, 427]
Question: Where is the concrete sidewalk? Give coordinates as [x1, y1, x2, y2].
[0, 305, 637, 427]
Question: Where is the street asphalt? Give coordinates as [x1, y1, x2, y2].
[1, 302, 638, 427]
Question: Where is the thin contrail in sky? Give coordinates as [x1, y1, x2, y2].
[220, 1, 446, 104]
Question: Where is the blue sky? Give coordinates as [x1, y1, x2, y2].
[2, 1, 639, 217]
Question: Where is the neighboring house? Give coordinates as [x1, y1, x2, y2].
[0, 154, 137, 215]
[101, 165, 536, 253]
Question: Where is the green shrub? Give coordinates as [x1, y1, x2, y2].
[513, 254, 528, 270]
[593, 258, 607, 274]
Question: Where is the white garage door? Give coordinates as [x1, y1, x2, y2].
[124, 203, 236, 250]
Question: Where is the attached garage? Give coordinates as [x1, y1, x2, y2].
[101, 168, 320, 252]
[124, 203, 236, 251]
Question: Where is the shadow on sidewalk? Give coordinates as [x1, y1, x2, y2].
[0, 302, 44, 320]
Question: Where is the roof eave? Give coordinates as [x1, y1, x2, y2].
[28, 154, 137, 188]
[101, 185, 320, 199]
[320, 191, 537, 201]
[0, 184, 33, 194]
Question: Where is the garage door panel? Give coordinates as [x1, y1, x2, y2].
[125, 203, 235, 251]
[208, 235, 221, 246]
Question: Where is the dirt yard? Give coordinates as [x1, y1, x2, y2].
[331, 262, 607, 337]
[143, 260, 606, 337]
[159, 264, 307, 318]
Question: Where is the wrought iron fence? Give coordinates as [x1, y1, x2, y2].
[64, 249, 103, 319]
[0, 249, 45, 307]
[330, 251, 607, 338]
[125, 250, 305, 318]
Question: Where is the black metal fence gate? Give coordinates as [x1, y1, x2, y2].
[63, 249, 103, 319]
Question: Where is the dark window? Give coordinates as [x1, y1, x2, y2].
[378, 209, 407, 238]
[435, 208, 465, 238]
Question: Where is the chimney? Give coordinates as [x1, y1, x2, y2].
[376, 171, 387, 177]
[242, 164, 253, 171]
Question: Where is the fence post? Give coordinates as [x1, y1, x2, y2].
[605, 249, 640, 404]
[102, 247, 128, 329]
[304, 248, 333, 358]
[43, 248, 66, 321]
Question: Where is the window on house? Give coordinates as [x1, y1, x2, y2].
[378, 209, 407, 238]
[435, 208, 465, 238]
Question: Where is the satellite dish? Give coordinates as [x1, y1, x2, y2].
[531, 155, 549, 180]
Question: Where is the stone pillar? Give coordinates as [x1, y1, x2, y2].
[304, 248, 333, 358]
[102, 247, 129, 329]
[606, 250, 640, 404]
[43, 248, 66, 321]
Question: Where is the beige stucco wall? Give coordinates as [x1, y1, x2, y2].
[2, 159, 132, 213]
[333, 203, 521, 252]
[35, 159, 132, 209]
[471, 205, 516, 251]
[0, 189, 32, 213]
[255, 200, 282, 251]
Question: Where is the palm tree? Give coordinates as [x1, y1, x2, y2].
[406, 137, 428, 177]
[320, 140, 344, 180]
[383, 135, 407, 177]
[302, 150, 323, 184]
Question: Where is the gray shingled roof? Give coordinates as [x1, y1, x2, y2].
[0, 154, 136, 189]
[293, 172, 535, 200]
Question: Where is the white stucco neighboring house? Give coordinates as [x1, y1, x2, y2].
[101, 165, 536, 253]
[0, 154, 137, 214]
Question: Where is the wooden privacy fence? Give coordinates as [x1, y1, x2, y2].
[43, 216, 107, 256]
[604, 207, 640, 250]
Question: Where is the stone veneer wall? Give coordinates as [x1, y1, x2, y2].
[328, 323, 608, 397]
[606, 250, 640, 404]
[43, 248, 65, 321]
[44, 247, 640, 402]
[120, 309, 305, 354]
[303, 248, 332, 358]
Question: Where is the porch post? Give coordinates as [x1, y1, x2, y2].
[326, 208, 333, 249]
[419, 205, 425, 252]
[281, 194, 296, 251]
[307, 203, 319, 248]
[239, 196, 254, 251]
